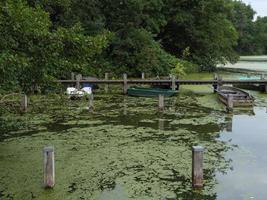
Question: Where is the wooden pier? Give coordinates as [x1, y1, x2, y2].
[58, 78, 267, 93]
[58, 79, 267, 85]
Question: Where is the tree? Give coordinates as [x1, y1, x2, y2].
[159, 0, 238, 71]
[0, 0, 111, 93]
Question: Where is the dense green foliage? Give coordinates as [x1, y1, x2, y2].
[0, 0, 266, 93]
[230, 1, 267, 55]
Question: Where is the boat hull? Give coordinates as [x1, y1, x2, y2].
[216, 86, 254, 107]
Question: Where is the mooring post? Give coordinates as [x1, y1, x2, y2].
[21, 93, 28, 112]
[76, 74, 82, 90]
[158, 94, 164, 111]
[192, 146, 204, 189]
[123, 73, 128, 95]
[88, 94, 94, 111]
[213, 74, 218, 93]
[141, 72, 145, 79]
[105, 73, 109, 93]
[43, 146, 55, 188]
[171, 75, 176, 91]
[227, 95, 234, 112]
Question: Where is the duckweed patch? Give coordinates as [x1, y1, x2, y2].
[0, 90, 234, 200]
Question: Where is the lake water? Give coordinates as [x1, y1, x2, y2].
[219, 55, 267, 72]
[0, 68, 267, 199]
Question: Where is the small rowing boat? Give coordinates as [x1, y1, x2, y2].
[216, 86, 254, 107]
[127, 87, 178, 97]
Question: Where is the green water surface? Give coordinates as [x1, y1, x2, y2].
[0, 72, 267, 200]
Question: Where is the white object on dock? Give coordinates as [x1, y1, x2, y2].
[81, 87, 92, 95]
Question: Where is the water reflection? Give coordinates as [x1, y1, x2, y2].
[217, 107, 267, 199]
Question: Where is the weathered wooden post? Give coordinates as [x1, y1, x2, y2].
[141, 72, 145, 79]
[213, 74, 218, 93]
[158, 94, 164, 111]
[105, 73, 109, 93]
[88, 94, 94, 111]
[227, 95, 234, 112]
[171, 75, 176, 91]
[21, 93, 28, 112]
[123, 73, 128, 95]
[76, 74, 82, 90]
[192, 146, 204, 189]
[43, 146, 55, 188]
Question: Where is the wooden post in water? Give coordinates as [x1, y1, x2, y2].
[88, 94, 94, 111]
[213, 74, 218, 93]
[192, 146, 204, 189]
[227, 95, 233, 112]
[105, 73, 109, 93]
[43, 146, 55, 188]
[171, 75, 176, 91]
[21, 93, 28, 112]
[123, 73, 128, 95]
[158, 94, 164, 111]
[141, 72, 145, 79]
[76, 74, 82, 90]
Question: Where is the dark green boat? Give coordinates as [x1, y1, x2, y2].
[127, 87, 178, 97]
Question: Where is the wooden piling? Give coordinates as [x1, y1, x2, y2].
[88, 94, 94, 111]
[21, 93, 28, 112]
[123, 73, 128, 95]
[227, 95, 234, 112]
[192, 146, 204, 189]
[213, 74, 218, 93]
[105, 73, 109, 93]
[171, 75, 176, 91]
[141, 72, 145, 79]
[43, 146, 55, 188]
[76, 74, 82, 89]
[158, 94, 164, 111]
